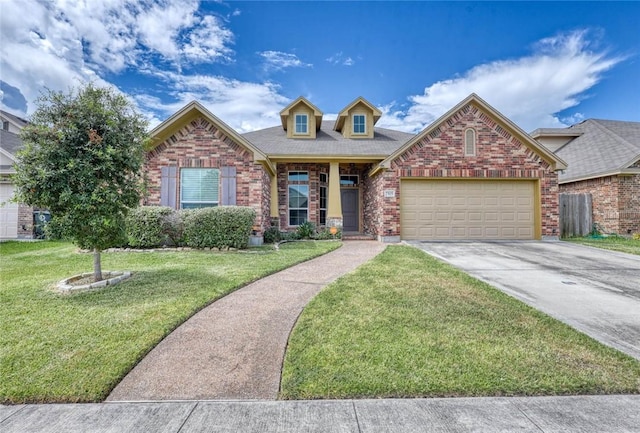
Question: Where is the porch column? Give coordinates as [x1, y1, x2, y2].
[327, 161, 343, 228]
[270, 164, 278, 218]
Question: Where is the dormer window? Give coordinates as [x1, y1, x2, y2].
[353, 114, 366, 134]
[294, 114, 308, 135]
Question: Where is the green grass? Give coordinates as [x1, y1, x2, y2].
[0, 240, 340, 404]
[280, 245, 640, 399]
[565, 236, 640, 255]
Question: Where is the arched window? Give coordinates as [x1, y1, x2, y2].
[464, 128, 476, 156]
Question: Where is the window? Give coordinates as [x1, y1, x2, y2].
[2, 121, 9, 131]
[319, 173, 327, 225]
[465, 128, 476, 156]
[294, 114, 308, 134]
[180, 168, 219, 209]
[340, 175, 359, 186]
[352, 114, 366, 134]
[288, 171, 309, 226]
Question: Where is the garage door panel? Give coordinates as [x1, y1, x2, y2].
[401, 180, 535, 240]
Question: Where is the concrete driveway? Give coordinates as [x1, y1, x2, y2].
[408, 241, 640, 360]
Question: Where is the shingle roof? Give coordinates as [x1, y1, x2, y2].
[0, 129, 23, 158]
[0, 109, 29, 129]
[243, 120, 414, 158]
[555, 119, 640, 182]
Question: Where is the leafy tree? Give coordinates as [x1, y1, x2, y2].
[14, 84, 148, 281]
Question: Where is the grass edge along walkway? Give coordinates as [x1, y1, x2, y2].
[280, 245, 640, 399]
[565, 236, 640, 256]
[0, 240, 340, 404]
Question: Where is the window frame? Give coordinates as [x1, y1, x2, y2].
[288, 171, 309, 226]
[464, 128, 476, 156]
[339, 174, 359, 187]
[319, 173, 328, 225]
[294, 113, 309, 135]
[180, 168, 220, 209]
[352, 113, 366, 135]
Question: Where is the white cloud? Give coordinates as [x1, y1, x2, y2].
[377, 30, 623, 133]
[134, 71, 289, 132]
[326, 52, 356, 66]
[259, 51, 312, 71]
[0, 0, 235, 115]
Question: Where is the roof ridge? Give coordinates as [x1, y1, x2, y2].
[590, 119, 640, 154]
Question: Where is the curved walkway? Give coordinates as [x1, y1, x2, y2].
[107, 241, 386, 401]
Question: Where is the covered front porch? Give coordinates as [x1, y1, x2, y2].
[269, 160, 380, 236]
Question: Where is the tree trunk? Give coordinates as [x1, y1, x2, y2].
[93, 248, 103, 282]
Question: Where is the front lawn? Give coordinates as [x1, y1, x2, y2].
[565, 236, 640, 255]
[280, 245, 640, 399]
[0, 240, 340, 404]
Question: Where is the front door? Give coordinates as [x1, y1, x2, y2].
[341, 189, 359, 232]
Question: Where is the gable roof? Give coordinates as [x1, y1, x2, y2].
[279, 96, 323, 131]
[373, 93, 567, 175]
[148, 100, 275, 175]
[243, 120, 413, 160]
[333, 96, 382, 132]
[0, 109, 29, 130]
[0, 129, 23, 159]
[552, 119, 640, 183]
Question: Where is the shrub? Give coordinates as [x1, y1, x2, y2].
[182, 206, 256, 249]
[633, 233, 640, 241]
[264, 226, 281, 244]
[163, 210, 185, 246]
[296, 221, 316, 239]
[313, 227, 342, 240]
[126, 206, 174, 248]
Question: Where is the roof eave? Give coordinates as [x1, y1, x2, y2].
[148, 101, 275, 176]
[378, 93, 568, 172]
[560, 168, 640, 184]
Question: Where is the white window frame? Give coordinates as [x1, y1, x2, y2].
[464, 128, 476, 156]
[288, 171, 309, 226]
[180, 168, 220, 209]
[294, 113, 308, 135]
[352, 114, 366, 135]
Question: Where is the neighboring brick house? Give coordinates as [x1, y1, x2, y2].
[145, 93, 566, 242]
[0, 110, 34, 239]
[532, 120, 640, 235]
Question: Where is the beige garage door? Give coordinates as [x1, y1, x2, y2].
[0, 183, 19, 239]
[401, 180, 536, 240]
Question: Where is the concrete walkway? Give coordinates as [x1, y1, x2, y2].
[3, 395, 640, 432]
[107, 241, 386, 401]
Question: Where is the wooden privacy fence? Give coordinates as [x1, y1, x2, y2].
[559, 193, 593, 237]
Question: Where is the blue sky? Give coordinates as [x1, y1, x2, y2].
[1, 1, 638, 134]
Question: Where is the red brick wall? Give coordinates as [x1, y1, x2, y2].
[371, 103, 560, 238]
[17, 204, 33, 238]
[144, 116, 268, 232]
[560, 173, 640, 235]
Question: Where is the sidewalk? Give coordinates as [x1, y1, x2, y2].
[2, 395, 639, 432]
[108, 241, 387, 401]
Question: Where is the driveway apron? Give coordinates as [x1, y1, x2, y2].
[107, 241, 386, 401]
[410, 241, 640, 360]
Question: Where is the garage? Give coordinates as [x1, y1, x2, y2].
[400, 179, 537, 240]
[0, 183, 18, 239]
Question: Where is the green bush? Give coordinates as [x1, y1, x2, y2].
[182, 206, 256, 249]
[296, 221, 316, 239]
[125, 206, 175, 248]
[264, 226, 281, 244]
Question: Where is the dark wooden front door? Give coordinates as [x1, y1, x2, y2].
[341, 189, 359, 232]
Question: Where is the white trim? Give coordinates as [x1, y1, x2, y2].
[287, 171, 309, 226]
[352, 113, 366, 135]
[294, 113, 309, 135]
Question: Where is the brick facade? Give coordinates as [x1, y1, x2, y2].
[560, 174, 640, 235]
[367, 103, 560, 238]
[144, 116, 269, 233]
